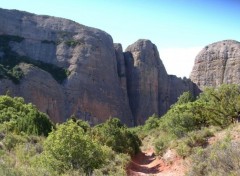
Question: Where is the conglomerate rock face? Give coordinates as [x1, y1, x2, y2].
[0, 8, 199, 125]
[125, 40, 199, 124]
[190, 40, 240, 90]
[0, 8, 133, 125]
[125, 40, 167, 124]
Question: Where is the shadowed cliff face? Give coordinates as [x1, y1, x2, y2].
[190, 40, 240, 90]
[0, 8, 199, 125]
[124, 40, 167, 125]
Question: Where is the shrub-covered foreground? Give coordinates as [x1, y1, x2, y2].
[136, 84, 240, 175]
[188, 139, 240, 176]
[137, 84, 240, 155]
[2, 84, 240, 175]
[0, 95, 141, 175]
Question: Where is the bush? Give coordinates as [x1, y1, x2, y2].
[187, 141, 240, 176]
[176, 91, 195, 105]
[93, 149, 130, 176]
[93, 118, 141, 155]
[159, 108, 199, 138]
[154, 131, 175, 155]
[42, 120, 107, 174]
[65, 40, 78, 47]
[143, 114, 159, 131]
[3, 133, 26, 151]
[157, 84, 240, 141]
[0, 95, 53, 136]
[186, 128, 213, 148]
[175, 142, 191, 158]
[174, 128, 214, 157]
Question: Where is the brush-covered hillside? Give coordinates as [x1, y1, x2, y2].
[129, 84, 240, 176]
[0, 94, 141, 176]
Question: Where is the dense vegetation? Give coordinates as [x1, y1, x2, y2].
[0, 95, 53, 136]
[93, 118, 141, 155]
[0, 34, 69, 84]
[41, 120, 106, 175]
[0, 95, 140, 175]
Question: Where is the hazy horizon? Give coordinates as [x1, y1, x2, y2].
[1, 0, 240, 77]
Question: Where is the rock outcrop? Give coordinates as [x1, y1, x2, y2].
[190, 40, 240, 90]
[0, 8, 133, 125]
[125, 40, 165, 124]
[124, 40, 199, 124]
[0, 8, 199, 125]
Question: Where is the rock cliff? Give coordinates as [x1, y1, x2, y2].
[190, 40, 240, 90]
[125, 40, 199, 124]
[0, 8, 199, 125]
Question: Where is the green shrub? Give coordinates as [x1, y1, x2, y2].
[175, 142, 191, 158]
[159, 109, 199, 138]
[155, 138, 168, 156]
[65, 40, 78, 47]
[157, 84, 240, 141]
[93, 149, 130, 176]
[3, 133, 27, 151]
[175, 91, 195, 105]
[93, 118, 141, 155]
[0, 131, 53, 176]
[174, 128, 214, 157]
[154, 133, 174, 156]
[42, 120, 107, 174]
[65, 39, 84, 47]
[187, 141, 240, 176]
[143, 114, 159, 131]
[0, 95, 53, 136]
[185, 128, 213, 148]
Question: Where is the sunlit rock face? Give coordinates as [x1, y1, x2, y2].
[0, 8, 133, 125]
[0, 8, 199, 125]
[190, 40, 240, 90]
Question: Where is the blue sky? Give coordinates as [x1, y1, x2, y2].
[1, 0, 240, 77]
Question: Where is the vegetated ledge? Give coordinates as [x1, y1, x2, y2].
[0, 34, 70, 84]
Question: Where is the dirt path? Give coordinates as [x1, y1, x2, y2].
[127, 149, 186, 176]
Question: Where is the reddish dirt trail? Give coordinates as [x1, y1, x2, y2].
[127, 149, 186, 176]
